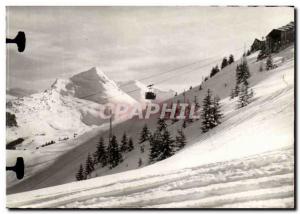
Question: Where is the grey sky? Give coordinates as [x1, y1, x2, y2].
[6, 6, 293, 92]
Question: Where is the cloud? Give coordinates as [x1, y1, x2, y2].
[6, 6, 294, 92]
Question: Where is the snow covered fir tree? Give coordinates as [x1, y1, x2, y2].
[75, 164, 85, 181]
[233, 56, 254, 108]
[107, 135, 123, 169]
[139, 124, 151, 143]
[120, 132, 129, 153]
[93, 136, 107, 167]
[174, 129, 187, 151]
[201, 89, 223, 132]
[84, 153, 94, 178]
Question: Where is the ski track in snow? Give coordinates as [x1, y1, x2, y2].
[7, 147, 294, 208]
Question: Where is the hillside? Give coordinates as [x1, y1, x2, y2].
[7, 45, 294, 208]
[7, 46, 294, 202]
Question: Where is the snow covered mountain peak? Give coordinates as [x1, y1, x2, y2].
[68, 67, 137, 105]
[6, 66, 139, 150]
[46, 67, 138, 106]
[71, 67, 111, 84]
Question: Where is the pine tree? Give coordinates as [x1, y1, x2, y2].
[238, 83, 251, 108]
[107, 135, 123, 169]
[201, 89, 214, 133]
[266, 54, 273, 70]
[236, 58, 250, 86]
[93, 136, 107, 167]
[85, 153, 94, 178]
[199, 85, 202, 91]
[236, 57, 254, 108]
[150, 118, 175, 163]
[221, 57, 228, 69]
[149, 129, 163, 163]
[175, 129, 187, 152]
[76, 164, 85, 181]
[241, 59, 251, 85]
[210, 65, 220, 77]
[148, 133, 153, 144]
[157, 118, 167, 132]
[128, 137, 134, 151]
[158, 129, 174, 161]
[120, 132, 129, 153]
[228, 54, 234, 64]
[139, 124, 150, 143]
[212, 96, 223, 126]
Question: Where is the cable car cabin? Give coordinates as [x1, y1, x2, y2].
[145, 91, 156, 100]
[145, 84, 156, 100]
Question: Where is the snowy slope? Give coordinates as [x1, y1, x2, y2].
[7, 46, 294, 208]
[7, 147, 293, 208]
